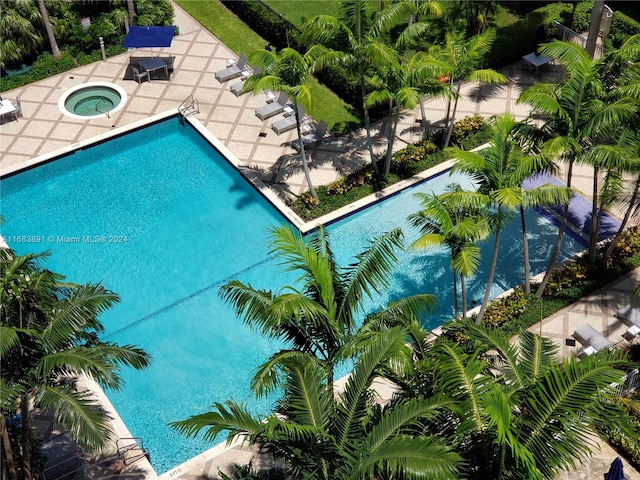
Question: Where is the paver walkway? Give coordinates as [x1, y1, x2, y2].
[2, 3, 639, 480]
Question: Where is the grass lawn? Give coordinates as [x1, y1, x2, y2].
[174, 0, 361, 134]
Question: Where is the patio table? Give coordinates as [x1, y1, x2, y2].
[522, 52, 552, 76]
[139, 57, 169, 81]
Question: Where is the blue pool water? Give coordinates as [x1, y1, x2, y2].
[0, 117, 586, 474]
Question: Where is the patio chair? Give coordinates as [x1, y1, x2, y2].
[572, 324, 614, 357]
[271, 104, 304, 135]
[164, 55, 176, 72]
[230, 66, 261, 97]
[15, 97, 22, 118]
[215, 54, 247, 83]
[255, 92, 288, 121]
[292, 120, 330, 151]
[132, 67, 149, 84]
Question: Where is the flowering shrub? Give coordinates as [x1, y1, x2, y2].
[325, 170, 373, 196]
[481, 288, 529, 329]
[451, 115, 485, 144]
[392, 140, 438, 169]
[300, 192, 319, 210]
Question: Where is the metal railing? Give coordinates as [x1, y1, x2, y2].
[611, 369, 640, 397]
[553, 22, 606, 58]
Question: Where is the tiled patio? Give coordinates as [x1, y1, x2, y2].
[1, 2, 639, 480]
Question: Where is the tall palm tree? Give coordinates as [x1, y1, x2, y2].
[245, 47, 318, 198]
[303, 0, 399, 176]
[447, 114, 526, 323]
[173, 326, 464, 480]
[396, 319, 634, 479]
[409, 184, 491, 319]
[219, 225, 436, 395]
[430, 29, 506, 148]
[1, 252, 150, 480]
[365, 51, 448, 177]
[518, 40, 638, 297]
[602, 128, 640, 265]
[37, 0, 59, 58]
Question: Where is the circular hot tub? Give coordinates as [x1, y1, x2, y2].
[59, 82, 127, 119]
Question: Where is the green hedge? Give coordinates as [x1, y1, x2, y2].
[1, 44, 125, 92]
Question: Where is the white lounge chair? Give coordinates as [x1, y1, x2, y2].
[215, 54, 247, 83]
[572, 324, 614, 356]
[272, 104, 304, 135]
[230, 66, 261, 97]
[291, 120, 329, 151]
[615, 304, 640, 328]
[255, 92, 288, 121]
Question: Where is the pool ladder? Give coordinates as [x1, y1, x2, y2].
[116, 437, 150, 466]
[179, 95, 199, 123]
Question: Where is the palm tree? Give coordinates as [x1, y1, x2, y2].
[397, 319, 634, 479]
[173, 326, 464, 480]
[365, 50, 448, 177]
[447, 114, 526, 323]
[430, 29, 506, 148]
[518, 40, 638, 297]
[303, 0, 399, 176]
[219, 225, 436, 394]
[409, 184, 491, 319]
[0, 0, 43, 68]
[245, 48, 318, 199]
[37, 0, 60, 58]
[1, 252, 150, 480]
[602, 128, 640, 265]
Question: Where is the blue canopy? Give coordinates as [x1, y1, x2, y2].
[604, 457, 624, 480]
[123, 26, 176, 48]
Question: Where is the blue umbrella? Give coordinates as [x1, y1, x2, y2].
[604, 457, 624, 480]
[122, 26, 176, 48]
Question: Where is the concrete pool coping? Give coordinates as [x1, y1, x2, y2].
[0, 109, 465, 235]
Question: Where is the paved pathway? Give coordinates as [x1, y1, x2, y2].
[1, 3, 639, 480]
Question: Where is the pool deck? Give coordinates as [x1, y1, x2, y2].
[1, 3, 639, 480]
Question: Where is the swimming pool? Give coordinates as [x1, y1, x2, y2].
[0, 117, 586, 474]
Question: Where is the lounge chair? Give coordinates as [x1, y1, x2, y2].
[255, 92, 288, 121]
[215, 54, 247, 83]
[615, 304, 640, 328]
[291, 120, 329, 151]
[272, 105, 305, 135]
[572, 324, 614, 356]
[230, 66, 261, 97]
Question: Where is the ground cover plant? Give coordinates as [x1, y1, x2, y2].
[292, 115, 491, 220]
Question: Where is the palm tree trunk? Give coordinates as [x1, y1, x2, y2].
[452, 267, 459, 318]
[294, 102, 317, 199]
[1, 413, 18, 480]
[536, 160, 575, 297]
[19, 395, 31, 480]
[361, 75, 380, 176]
[383, 101, 399, 178]
[461, 275, 468, 319]
[586, 0, 605, 59]
[602, 175, 640, 264]
[520, 205, 531, 294]
[588, 166, 600, 263]
[476, 225, 501, 324]
[441, 78, 454, 147]
[38, 0, 60, 58]
[127, 0, 136, 23]
[443, 82, 462, 149]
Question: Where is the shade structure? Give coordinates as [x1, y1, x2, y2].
[123, 26, 176, 49]
[604, 457, 624, 480]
